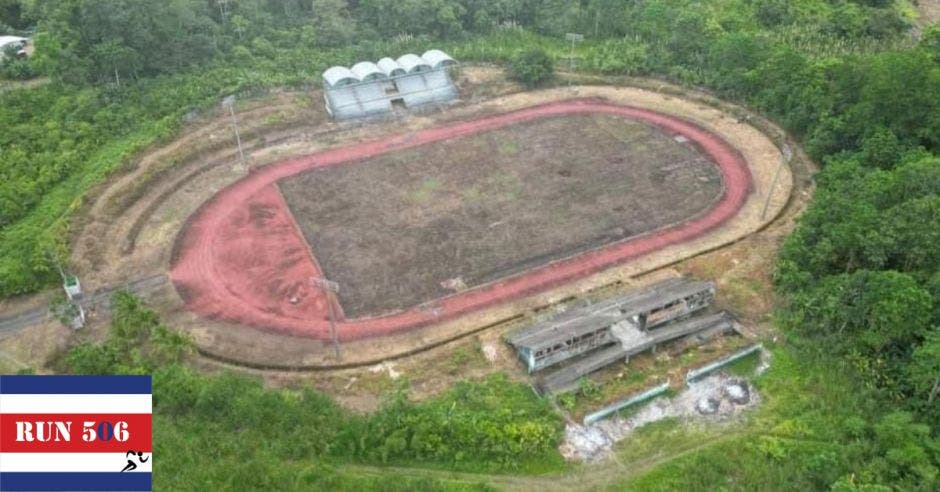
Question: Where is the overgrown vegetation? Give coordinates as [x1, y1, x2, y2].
[619, 346, 939, 491]
[63, 292, 561, 489]
[4, 0, 940, 489]
[509, 47, 553, 87]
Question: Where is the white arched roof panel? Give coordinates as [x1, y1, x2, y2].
[397, 53, 431, 73]
[0, 36, 28, 48]
[421, 49, 456, 69]
[323, 66, 358, 87]
[377, 57, 407, 77]
[351, 61, 387, 82]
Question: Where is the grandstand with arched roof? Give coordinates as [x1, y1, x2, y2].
[323, 50, 458, 119]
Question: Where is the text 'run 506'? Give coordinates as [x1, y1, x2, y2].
[15, 420, 131, 443]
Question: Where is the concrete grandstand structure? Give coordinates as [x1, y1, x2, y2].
[505, 277, 736, 394]
[322, 49, 459, 119]
[507, 278, 716, 371]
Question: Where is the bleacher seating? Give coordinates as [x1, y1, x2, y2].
[323, 50, 458, 119]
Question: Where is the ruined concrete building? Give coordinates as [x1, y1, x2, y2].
[505, 277, 737, 394]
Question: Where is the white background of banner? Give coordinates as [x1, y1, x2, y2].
[0, 453, 153, 473]
[0, 395, 152, 414]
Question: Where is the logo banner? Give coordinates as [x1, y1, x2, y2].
[0, 375, 152, 491]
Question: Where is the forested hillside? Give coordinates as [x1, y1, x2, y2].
[3, 1, 939, 489]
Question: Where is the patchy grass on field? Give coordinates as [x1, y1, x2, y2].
[279, 114, 722, 317]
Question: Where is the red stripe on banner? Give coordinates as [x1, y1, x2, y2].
[0, 414, 151, 453]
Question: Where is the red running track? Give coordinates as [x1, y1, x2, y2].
[169, 99, 752, 340]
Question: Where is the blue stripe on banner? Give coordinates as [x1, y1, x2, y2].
[0, 472, 152, 491]
[0, 375, 152, 394]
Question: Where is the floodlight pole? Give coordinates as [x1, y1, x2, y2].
[570, 37, 576, 72]
[761, 143, 792, 220]
[325, 291, 339, 359]
[565, 33, 583, 86]
[222, 96, 245, 164]
[228, 103, 245, 163]
[311, 277, 341, 359]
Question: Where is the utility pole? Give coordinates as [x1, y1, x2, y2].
[311, 277, 342, 359]
[222, 95, 245, 164]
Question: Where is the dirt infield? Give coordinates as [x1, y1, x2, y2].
[169, 99, 752, 340]
[279, 114, 723, 318]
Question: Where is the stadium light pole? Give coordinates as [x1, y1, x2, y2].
[222, 95, 246, 164]
[311, 277, 341, 359]
[565, 33, 583, 85]
[761, 142, 792, 220]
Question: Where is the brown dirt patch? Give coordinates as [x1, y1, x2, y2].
[917, 0, 940, 25]
[279, 114, 721, 317]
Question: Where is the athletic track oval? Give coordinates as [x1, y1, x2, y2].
[169, 99, 753, 340]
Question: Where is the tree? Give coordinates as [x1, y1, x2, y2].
[866, 412, 939, 488]
[840, 51, 940, 153]
[922, 26, 940, 63]
[784, 270, 933, 394]
[754, 0, 794, 27]
[909, 330, 940, 409]
[884, 196, 940, 276]
[529, 0, 579, 37]
[0, 0, 29, 29]
[707, 32, 770, 97]
[307, 0, 357, 47]
[509, 47, 553, 87]
[459, 0, 532, 33]
[90, 40, 138, 86]
[586, 39, 650, 75]
[776, 156, 940, 291]
[23, 0, 219, 83]
[357, 0, 465, 39]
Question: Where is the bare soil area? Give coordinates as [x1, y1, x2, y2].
[917, 0, 940, 25]
[279, 114, 721, 317]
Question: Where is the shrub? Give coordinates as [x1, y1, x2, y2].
[0, 57, 35, 80]
[509, 47, 554, 87]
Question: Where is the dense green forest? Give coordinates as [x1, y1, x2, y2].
[3, 0, 939, 489]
